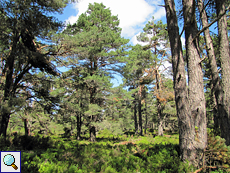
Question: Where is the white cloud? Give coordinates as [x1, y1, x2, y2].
[150, 7, 166, 21]
[66, 0, 165, 38]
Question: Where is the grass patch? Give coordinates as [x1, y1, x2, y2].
[0, 132, 193, 173]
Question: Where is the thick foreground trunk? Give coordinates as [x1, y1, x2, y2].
[164, 0, 197, 165]
[215, 0, 230, 145]
[182, 0, 207, 166]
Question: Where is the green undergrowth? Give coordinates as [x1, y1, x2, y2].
[0, 132, 191, 173]
[2, 131, 228, 173]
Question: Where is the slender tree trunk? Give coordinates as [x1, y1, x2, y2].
[164, 0, 195, 164]
[134, 100, 138, 135]
[197, 0, 223, 136]
[144, 101, 147, 134]
[24, 118, 30, 136]
[76, 113, 82, 140]
[89, 84, 97, 141]
[212, 83, 219, 134]
[156, 70, 164, 136]
[138, 97, 143, 136]
[215, 0, 230, 145]
[70, 120, 74, 136]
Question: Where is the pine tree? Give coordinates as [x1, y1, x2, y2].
[0, 0, 72, 137]
[122, 44, 152, 135]
[215, 0, 230, 145]
[59, 2, 129, 141]
[137, 17, 171, 136]
[164, 0, 195, 165]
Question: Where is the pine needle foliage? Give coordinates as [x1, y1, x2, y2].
[203, 132, 230, 172]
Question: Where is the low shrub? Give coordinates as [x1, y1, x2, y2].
[1, 133, 192, 172]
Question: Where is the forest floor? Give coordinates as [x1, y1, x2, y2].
[0, 130, 226, 173]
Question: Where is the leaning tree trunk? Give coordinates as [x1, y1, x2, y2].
[215, 0, 230, 145]
[164, 0, 196, 165]
[182, 0, 207, 166]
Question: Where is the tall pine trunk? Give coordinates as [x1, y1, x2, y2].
[215, 0, 230, 145]
[134, 101, 138, 135]
[138, 97, 143, 136]
[76, 113, 82, 140]
[0, 33, 19, 138]
[182, 0, 207, 166]
[144, 101, 148, 134]
[156, 70, 164, 136]
[197, 0, 223, 134]
[88, 60, 97, 142]
[164, 0, 196, 165]
[138, 86, 143, 135]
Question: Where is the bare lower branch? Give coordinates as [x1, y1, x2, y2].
[191, 5, 230, 43]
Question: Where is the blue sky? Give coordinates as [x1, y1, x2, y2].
[54, 0, 176, 87]
[56, 0, 167, 41]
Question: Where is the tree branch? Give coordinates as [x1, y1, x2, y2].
[191, 4, 230, 43]
[13, 64, 32, 92]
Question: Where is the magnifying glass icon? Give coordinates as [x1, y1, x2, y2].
[3, 154, 18, 170]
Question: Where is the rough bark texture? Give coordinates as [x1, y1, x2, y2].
[182, 0, 207, 165]
[197, 0, 223, 134]
[215, 0, 230, 145]
[164, 0, 196, 164]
